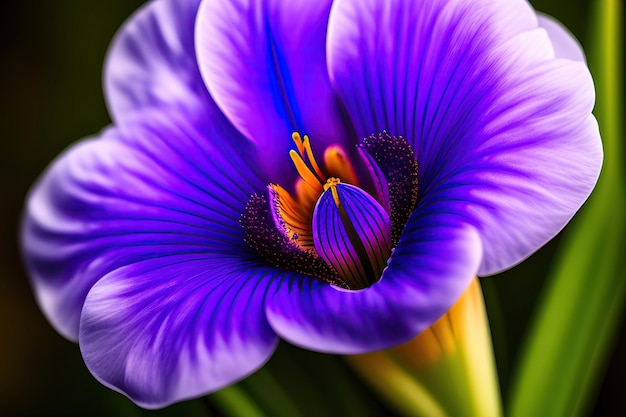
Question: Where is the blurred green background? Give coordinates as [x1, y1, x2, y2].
[0, 1, 622, 416]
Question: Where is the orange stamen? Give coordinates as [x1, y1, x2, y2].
[324, 146, 358, 185]
[270, 184, 314, 248]
[279, 133, 361, 251]
[302, 135, 326, 181]
[295, 179, 319, 210]
[291, 132, 306, 157]
[289, 150, 324, 190]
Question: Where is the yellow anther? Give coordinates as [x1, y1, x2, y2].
[323, 177, 341, 191]
[324, 177, 342, 208]
[291, 132, 305, 156]
[291, 132, 326, 184]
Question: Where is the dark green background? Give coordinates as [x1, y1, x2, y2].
[1, 1, 622, 416]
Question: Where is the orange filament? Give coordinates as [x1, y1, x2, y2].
[275, 133, 359, 251]
[291, 132, 326, 183]
[289, 150, 324, 190]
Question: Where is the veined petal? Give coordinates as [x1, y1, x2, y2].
[104, 0, 209, 123]
[80, 255, 280, 408]
[21, 105, 262, 341]
[327, 0, 538, 141]
[265, 207, 482, 353]
[439, 60, 602, 274]
[327, 0, 602, 274]
[195, 0, 352, 182]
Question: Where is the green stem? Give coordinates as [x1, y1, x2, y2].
[208, 385, 267, 417]
[346, 280, 501, 417]
[508, 1, 624, 416]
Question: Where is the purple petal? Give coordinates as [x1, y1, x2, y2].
[104, 0, 209, 123]
[80, 255, 279, 408]
[327, 0, 602, 274]
[195, 0, 351, 183]
[327, 0, 538, 141]
[435, 60, 601, 274]
[21, 105, 262, 341]
[266, 207, 482, 353]
[537, 12, 586, 62]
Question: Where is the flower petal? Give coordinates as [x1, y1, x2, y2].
[21, 105, 262, 341]
[327, 0, 602, 274]
[436, 60, 602, 274]
[327, 0, 538, 141]
[104, 0, 209, 123]
[80, 255, 279, 408]
[265, 207, 482, 353]
[537, 12, 586, 62]
[195, 0, 351, 182]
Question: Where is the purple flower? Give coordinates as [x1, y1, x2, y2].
[22, 0, 601, 409]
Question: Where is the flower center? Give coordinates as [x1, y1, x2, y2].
[240, 131, 419, 290]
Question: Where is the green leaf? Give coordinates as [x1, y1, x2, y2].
[208, 342, 390, 417]
[238, 367, 306, 417]
[209, 385, 267, 417]
[508, 1, 625, 416]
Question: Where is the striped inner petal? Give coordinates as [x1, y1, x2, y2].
[312, 182, 392, 289]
